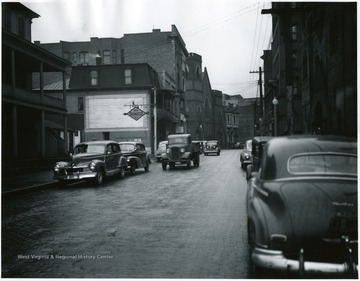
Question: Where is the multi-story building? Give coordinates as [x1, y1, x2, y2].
[223, 94, 259, 147]
[262, 2, 357, 137]
[2, 3, 70, 172]
[36, 25, 189, 145]
[185, 53, 225, 144]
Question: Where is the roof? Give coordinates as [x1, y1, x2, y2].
[76, 140, 118, 146]
[118, 141, 143, 145]
[168, 134, 191, 138]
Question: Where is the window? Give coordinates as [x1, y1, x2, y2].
[112, 50, 117, 64]
[91, 71, 98, 86]
[4, 10, 11, 31]
[103, 132, 110, 140]
[290, 25, 297, 41]
[73, 52, 77, 63]
[79, 52, 89, 64]
[125, 69, 132, 84]
[78, 97, 84, 111]
[63, 52, 70, 60]
[121, 49, 125, 64]
[103, 50, 111, 64]
[17, 17, 25, 38]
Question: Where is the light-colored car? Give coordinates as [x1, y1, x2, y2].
[119, 142, 150, 174]
[155, 141, 168, 162]
[53, 141, 127, 185]
[247, 135, 357, 278]
[204, 140, 220, 156]
[240, 139, 252, 169]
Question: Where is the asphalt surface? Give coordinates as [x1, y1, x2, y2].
[2, 150, 252, 278]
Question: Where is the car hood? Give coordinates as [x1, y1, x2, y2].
[273, 179, 357, 240]
[72, 153, 104, 166]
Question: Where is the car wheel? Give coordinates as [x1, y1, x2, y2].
[130, 164, 136, 175]
[144, 161, 149, 172]
[95, 169, 104, 185]
[162, 163, 167, 171]
[119, 167, 125, 178]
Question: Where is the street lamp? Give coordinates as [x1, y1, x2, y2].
[272, 97, 278, 136]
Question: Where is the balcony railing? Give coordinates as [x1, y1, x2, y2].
[2, 83, 66, 111]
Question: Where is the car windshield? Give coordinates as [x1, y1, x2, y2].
[74, 144, 105, 155]
[168, 137, 188, 145]
[119, 144, 136, 152]
[288, 153, 357, 176]
[207, 141, 217, 146]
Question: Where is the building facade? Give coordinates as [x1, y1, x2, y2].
[2, 3, 70, 171]
[262, 2, 357, 137]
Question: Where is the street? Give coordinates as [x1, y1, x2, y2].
[2, 150, 253, 278]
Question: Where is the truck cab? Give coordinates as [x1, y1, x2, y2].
[161, 134, 200, 170]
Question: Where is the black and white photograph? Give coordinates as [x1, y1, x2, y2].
[1, 0, 358, 278]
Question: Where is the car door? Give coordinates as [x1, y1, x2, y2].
[136, 144, 147, 167]
[104, 143, 118, 173]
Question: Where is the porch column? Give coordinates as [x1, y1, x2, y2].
[63, 114, 68, 154]
[40, 61, 44, 102]
[41, 110, 46, 158]
[11, 49, 16, 95]
[12, 104, 18, 158]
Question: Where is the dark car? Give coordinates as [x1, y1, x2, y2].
[204, 140, 221, 156]
[53, 141, 127, 185]
[246, 136, 272, 180]
[240, 139, 252, 169]
[118, 142, 150, 174]
[246, 135, 357, 277]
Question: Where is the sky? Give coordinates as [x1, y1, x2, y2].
[22, 0, 273, 98]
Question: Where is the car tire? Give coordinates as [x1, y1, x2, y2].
[119, 167, 125, 178]
[162, 163, 167, 171]
[95, 169, 104, 185]
[130, 164, 136, 175]
[144, 161, 149, 172]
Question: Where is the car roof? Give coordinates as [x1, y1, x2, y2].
[260, 135, 357, 179]
[118, 141, 143, 145]
[76, 140, 118, 146]
[168, 134, 191, 138]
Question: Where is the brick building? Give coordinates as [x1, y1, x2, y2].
[262, 2, 357, 137]
[185, 53, 225, 146]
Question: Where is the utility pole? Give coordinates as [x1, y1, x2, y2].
[249, 67, 264, 119]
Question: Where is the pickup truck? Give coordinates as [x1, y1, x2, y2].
[161, 134, 200, 170]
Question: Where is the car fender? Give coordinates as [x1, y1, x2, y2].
[118, 156, 128, 168]
[90, 159, 105, 172]
[182, 152, 191, 159]
[127, 155, 142, 168]
[248, 195, 270, 248]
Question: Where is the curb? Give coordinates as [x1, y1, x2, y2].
[2, 182, 60, 198]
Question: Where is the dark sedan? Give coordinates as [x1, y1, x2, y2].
[246, 135, 357, 278]
[119, 142, 150, 175]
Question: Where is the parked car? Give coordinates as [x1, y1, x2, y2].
[192, 140, 207, 154]
[204, 140, 221, 156]
[240, 139, 252, 169]
[53, 141, 127, 185]
[233, 142, 244, 149]
[246, 135, 357, 277]
[118, 142, 150, 175]
[155, 141, 168, 162]
[246, 136, 272, 180]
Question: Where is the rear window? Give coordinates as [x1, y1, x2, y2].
[288, 153, 357, 176]
[119, 143, 136, 152]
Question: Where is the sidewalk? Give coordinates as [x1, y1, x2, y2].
[2, 169, 58, 196]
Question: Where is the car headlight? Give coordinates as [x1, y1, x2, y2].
[54, 164, 60, 172]
[180, 148, 185, 153]
[89, 162, 96, 171]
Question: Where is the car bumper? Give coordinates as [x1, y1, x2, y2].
[54, 171, 97, 181]
[252, 247, 357, 275]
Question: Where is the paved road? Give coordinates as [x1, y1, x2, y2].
[2, 150, 252, 278]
